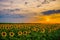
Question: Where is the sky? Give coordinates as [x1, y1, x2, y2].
[0, 0, 60, 23]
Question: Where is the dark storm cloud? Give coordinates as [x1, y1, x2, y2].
[42, 10, 60, 15]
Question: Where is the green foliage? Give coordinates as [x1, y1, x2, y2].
[0, 23, 60, 40]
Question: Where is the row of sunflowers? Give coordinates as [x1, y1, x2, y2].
[0, 23, 60, 40]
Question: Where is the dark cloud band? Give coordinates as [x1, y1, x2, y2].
[42, 10, 60, 15]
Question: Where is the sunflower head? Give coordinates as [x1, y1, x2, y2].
[48, 29, 52, 33]
[23, 31, 28, 35]
[41, 29, 45, 33]
[7, 26, 10, 30]
[9, 32, 15, 37]
[32, 27, 39, 32]
[18, 31, 22, 36]
[27, 30, 31, 34]
[1, 32, 7, 37]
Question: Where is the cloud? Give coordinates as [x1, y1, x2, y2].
[0, 0, 60, 14]
[0, 10, 26, 18]
[42, 10, 60, 15]
[0, 9, 40, 18]
[5, 8, 21, 12]
[0, 13, 26, 18]
[0, 14, 26, 18]
[0, 0, 60, 23]
[0, 0, 8, 2]
[0, 4, 10, 7]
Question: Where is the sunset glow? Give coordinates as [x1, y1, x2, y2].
[0, 0, 60, 23]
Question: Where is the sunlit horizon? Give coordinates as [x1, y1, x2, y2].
[0, 0, 60, 23]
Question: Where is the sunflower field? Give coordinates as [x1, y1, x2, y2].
[0, 23, 60, 40]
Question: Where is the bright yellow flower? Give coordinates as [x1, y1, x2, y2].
[48, 29, 52, 33]
[1, 32, 7, 37]
[0, 25, 4, 29]
[18, 31, 22, 36]
[1, 26, 4, 29]
[41, 29, 45, 33]
[23, 31, 28, 35]
[32, 27, 39, 32]
[9, 32, 15, 37]
[6, 26, 10, 30]
[0, 26, 2, 29]
[17, 26, 21, 29]
[4, 25, 12, 30]
[27, 30, 31, 34]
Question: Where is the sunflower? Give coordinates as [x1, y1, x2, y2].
[1, 32, 7, 37]
[17, 26, 21, 29]
[9, 32, 15, 37]
[18, 31, 22, 36]
[1, 26, 4, 29]
[41, 29, 45, 33]
[14, 25, 18, 29]
[48, 29, 52, 33]
[7, 26, 10, 30]
[23, 31, 28, 35]
[0, 26, 4, 29]
[27, 30, 31, 34]
[4, 26, 12, 30]
[0, 26, 2, 29]
[32, 27, 39, 32]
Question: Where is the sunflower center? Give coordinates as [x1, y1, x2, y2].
[3, 33, 5, 35]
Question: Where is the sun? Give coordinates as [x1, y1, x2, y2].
[46, 17, 50, 22]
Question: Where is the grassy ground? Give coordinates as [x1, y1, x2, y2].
[0, 23, 60, 40]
